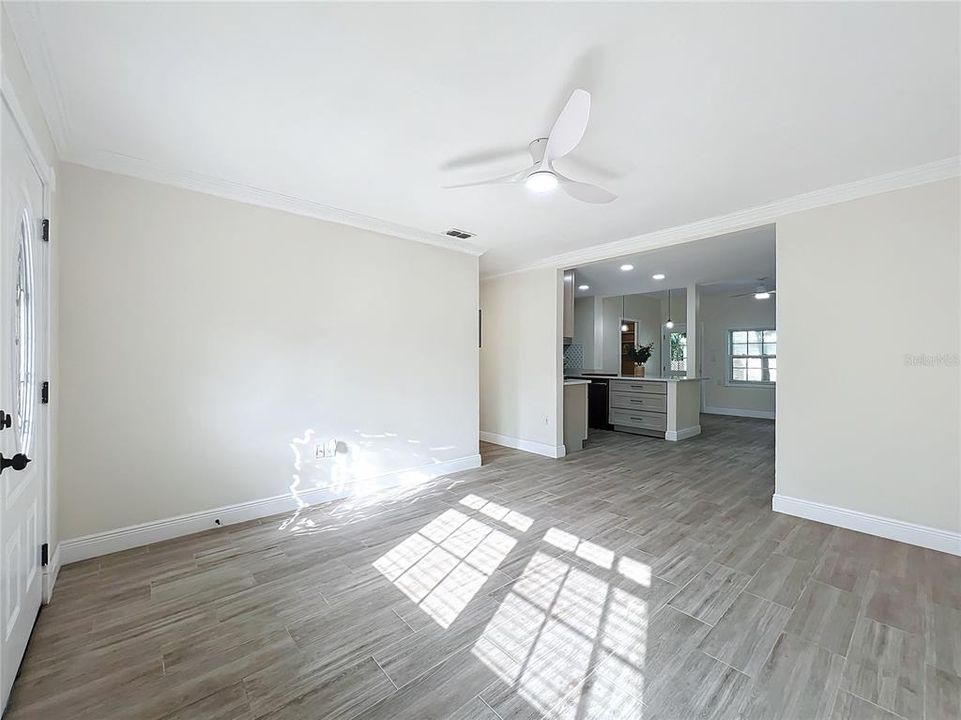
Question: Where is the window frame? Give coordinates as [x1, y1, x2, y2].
[727, 327, 776, 386]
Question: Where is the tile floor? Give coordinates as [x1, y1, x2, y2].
[6, 416, 960, 719]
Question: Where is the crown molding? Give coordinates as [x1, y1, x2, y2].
[483, 156, 961, 279]
[66, 149, 486, 256]
[1, 71, 57, 191]
[5, 4, 484, 257]
[4, 1, 71, 156]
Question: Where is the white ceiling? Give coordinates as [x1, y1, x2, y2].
[9, 2, 959, 275]
[572, 225, 775, 298]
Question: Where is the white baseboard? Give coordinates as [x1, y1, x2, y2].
[42, 543, 62, 603]
[773, 493, 961, 556]
[666, 425, 702, 442]
[704, 406, 776, 420]
[60, 454, 481, 565]
[480, 431, 566, 459]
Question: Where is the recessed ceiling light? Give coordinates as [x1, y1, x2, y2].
[525, 171, 558, 193]
[754, 292, 771, 300]
[652, 273, 665, 280]
[578, 284, 590, 290]
[620, 264, 634, 271]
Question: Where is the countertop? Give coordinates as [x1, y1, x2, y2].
[563, 379, 590, 387]
[564, 373, 706, 383]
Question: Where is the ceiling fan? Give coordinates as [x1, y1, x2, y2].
[732, 278, 777, 300]
[444, 89, 617, 204]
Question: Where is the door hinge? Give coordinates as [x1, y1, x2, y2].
[41, 218, 50, 242]
[41, 381, 49, 404]
[41, 543, 48, 567]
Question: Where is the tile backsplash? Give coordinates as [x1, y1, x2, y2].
[564, 343, 584, 369]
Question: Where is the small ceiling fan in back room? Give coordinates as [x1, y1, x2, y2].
[732, 278, 777, 300]
[444, 89, 617, 204]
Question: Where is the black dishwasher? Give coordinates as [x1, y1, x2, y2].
[584, 376, 614, 430]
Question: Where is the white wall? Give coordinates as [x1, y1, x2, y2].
[480, 268, 563, 456]
[701, 293, 776, 417]
[777, 178, 960, 536]
[57, 163, 480, 540]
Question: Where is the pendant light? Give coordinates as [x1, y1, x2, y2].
[665, 288, 675, 329]
[620, 295, 629, 332]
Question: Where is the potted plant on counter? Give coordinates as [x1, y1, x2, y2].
[625, 343, 654, 377]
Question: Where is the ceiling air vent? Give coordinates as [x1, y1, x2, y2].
[445, 228, 475, 240]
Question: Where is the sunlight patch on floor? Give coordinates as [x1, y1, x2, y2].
[473, 533, 651, 718]
[373, 508, 517, 628]
[460, 494, 534, 531]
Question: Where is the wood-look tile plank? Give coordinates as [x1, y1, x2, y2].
[830, 691, 903, 720]
[697, 591, 792, 677]
[746, 553, 814, 608]
[667, 561, 751, 625]
[924, 664, 961, 720]
[925, 601, 961, 675]
[864, 572, 922, 635]
[785, 581, 860, 656]
[644, 650, 752, 720]
[741, 632, 845, 720]
[446, 696, 502, 720]
[840, 616, 923, 719]
[361, 645, 502, 720]
[157, 683, 252, 720]
[254, 657, 395, 720]
[777, 521, 834, 562]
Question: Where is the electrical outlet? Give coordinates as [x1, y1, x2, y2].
[315, 440, 340, 459]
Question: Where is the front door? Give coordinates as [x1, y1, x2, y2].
[0, 99, 48, 712]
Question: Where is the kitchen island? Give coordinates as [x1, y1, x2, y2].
[606, 376, 704, 440]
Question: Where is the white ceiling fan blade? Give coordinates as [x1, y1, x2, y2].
[543, 89, 591, 164]
[731, 289, 776, 298]
[557, 173, 616, 204]
[443, 166, 532, 189]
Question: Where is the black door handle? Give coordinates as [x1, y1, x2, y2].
[0, 453, 31, 474]
[0, 411, 10, 430]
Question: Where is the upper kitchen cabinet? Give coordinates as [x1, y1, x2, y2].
[563, 270, 575, 343]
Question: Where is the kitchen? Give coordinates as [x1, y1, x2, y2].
[559, 226, 777, 453]
[562, 271, 704, 452]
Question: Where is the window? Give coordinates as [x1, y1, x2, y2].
[15, 213, 36, 453]
[729, 329, 776, 384]
[668, 331, 687, 375]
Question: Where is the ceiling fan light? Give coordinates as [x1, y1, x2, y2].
[525, 171, 558, 193]
[754, 292, 771, 300]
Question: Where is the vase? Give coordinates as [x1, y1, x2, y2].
[634, 364, 646, 377]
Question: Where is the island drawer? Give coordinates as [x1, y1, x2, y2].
[609, 380, 667, 395]
[610, 408, 668, 431]
[610, 391, 667, 413]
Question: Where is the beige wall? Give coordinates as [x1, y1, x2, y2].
[777, 178, 960, 534]
[701, 293, 776, 416]
[57, 163, 480, 539]
[2, 6, 61, 552]
[480, 268, 563, 456]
